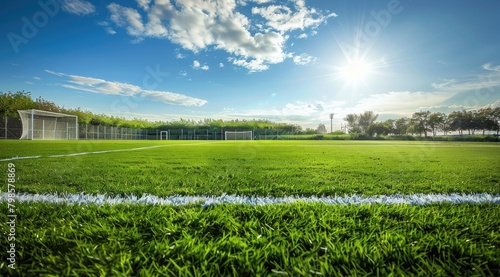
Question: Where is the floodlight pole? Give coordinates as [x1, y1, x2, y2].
[329, 113, 334, 134]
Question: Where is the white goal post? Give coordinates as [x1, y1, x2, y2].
[225, 131, 253, 140]
[160, 131, 169, 140]
[18, 109, 78, 140]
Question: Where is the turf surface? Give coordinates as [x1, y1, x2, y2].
[1, 140, 499, 276]
[1, 203, 499, 276]
[1, 140, 499, 197]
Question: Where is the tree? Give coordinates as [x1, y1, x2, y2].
[428, 112, 446, 136]
[0, 91, 35, 117]
[383, 119, 396, 135]
[411, 111, 431, 137]
[35, 97, 60, 112]
[462, 110, 475, 135]
[492, 107, 500, 135]
[316, 123, 327, 134]
[447, 111, 465, 135]
[65, 107, 93, 124]
[367, 122, 390, 137]
[304, 128, 316, 134]
[344, 113, 360, 133]
[394, 117, 408, 135]
[358, 111, 378, 133]
[473, 108, 499, 135]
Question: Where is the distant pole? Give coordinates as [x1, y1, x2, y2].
[329, 113, 334, 133]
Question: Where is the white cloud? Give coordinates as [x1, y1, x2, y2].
[33, 76, 41, 80]
[297, 33, 307, 39]
[45, 69, 207, 106]
[293, 53, 316, 65]
[62, 0, 96, 16]
[98, 21, 118, 35]
[432, 63, 500, 92]
[137, 0, 152, 11]
[105, 28, 117, 35]
[250, 0, 274, 3]
[219, 63, 224, 68]
[231, 58, 269, 72]
[108, 3, 146, 37]
[192, 60, 209, 70]
[176, 52, 186, 59]
[483, 63, 500, 72]
[224, 101, 332, 124]
[354, 91, 456, 115]
[251, 0, 337, 33]
[106, 0, 335, 72]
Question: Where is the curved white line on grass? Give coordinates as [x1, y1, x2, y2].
[1, 192, 499, 206]
[0, 141, 222, 162]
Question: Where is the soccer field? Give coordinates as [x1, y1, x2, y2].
[1, 140, 499, 275]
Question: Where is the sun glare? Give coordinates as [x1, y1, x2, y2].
[341, 59, 370, 82]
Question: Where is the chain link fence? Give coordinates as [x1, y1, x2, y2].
[0, 116, 305, 140]
[0, 116, 23, 139]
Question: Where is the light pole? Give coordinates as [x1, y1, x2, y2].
[329, 113, 334, 134]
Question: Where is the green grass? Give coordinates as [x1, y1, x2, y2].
[0, 140, 499, 276]
[1, 140, 499, 197]
[1, 203, 499, 276]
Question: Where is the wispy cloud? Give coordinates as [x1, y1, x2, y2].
[432, 63, 500, 92]
[251, 0, 337, 33]
[353, 91, 456, 115]
[62, 0, 96, 16]
[218, 90, 457, 128]
[45, 70, 207, 106]
[97, 21, 117, 35]
[219, 101, 339, 126]
[106, 0, 335, 72]
[293, 53, 317, 65]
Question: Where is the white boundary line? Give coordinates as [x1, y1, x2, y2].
[0, 141, 222, 162]
[1, 192, 499, 206]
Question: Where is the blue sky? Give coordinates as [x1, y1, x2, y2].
[1, 0, 499, 129]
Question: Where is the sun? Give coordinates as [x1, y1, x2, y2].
[341, 59, 370, 82]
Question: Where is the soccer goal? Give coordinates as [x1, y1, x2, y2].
[160, 131, 169, 140]
[225, 131, 253, 140]
[18, 109, 78, 140]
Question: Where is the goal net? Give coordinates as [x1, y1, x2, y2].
[225, 131, 253, 140]
[18, 109, 78, 140]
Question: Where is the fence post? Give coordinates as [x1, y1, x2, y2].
[4, 116, 7, 139]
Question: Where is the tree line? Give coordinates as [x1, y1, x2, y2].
[0, 91, 301, 132]
[344, 109, 500, 137]
[2, 91, 499, 136]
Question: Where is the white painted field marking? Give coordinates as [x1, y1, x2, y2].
[0, 141, 222, 162]
[47, 145, 165, 158]
[1, 192, 498, 206]
[0, 155, 42, 161]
